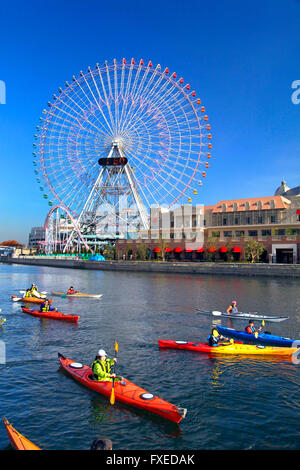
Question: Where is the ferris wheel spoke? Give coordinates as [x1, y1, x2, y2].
[48, 93, 111, 139]
[96, 65, 116, 133]
[121, 66, 163, 134]
[72, 76, 115, 137]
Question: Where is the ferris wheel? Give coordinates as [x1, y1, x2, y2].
[33, 58, 212, 253]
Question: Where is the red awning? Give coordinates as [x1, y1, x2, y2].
[153, 247, 161, 253]
[197, 247, 204, 253]
[232, 246, 242, 253]
[185, 248, 193, 253]
[297, 209, 300, 215]
[165, 247, 171, 253]
[174, 247, 182, 253]
[207, 247, 216, 253]
[219, 246, 228, 253]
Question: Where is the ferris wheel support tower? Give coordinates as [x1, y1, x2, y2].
[63, 139, 149, 252]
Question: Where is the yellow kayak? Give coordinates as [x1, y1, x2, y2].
[158, 340, 298, 356]
[3, 418, 41, 450]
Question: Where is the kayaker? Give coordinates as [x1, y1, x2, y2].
[24, 289, 31, 298]
[67, 286, 78, 295]
[245, 320, 262, 334]
[40, 300, 55, 313]
[90, 438, 113, 450]
[207, 327, 228, 347]
[30, 284, 46, 299]
[226, 300, 240, 314]
[91, 349, 118, 382]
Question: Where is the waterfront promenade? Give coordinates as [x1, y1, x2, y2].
[2, 255, 300, 278]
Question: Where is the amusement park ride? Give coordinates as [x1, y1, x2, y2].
[33, 58, 212, 254]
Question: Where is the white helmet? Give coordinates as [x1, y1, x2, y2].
[97, 349, 107, 357]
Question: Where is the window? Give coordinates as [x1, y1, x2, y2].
[248, 230, 258, 237]
[235, 231, 245, 237]
[212, 231, 220, 237]
[258, 216, 263, 224]
[262, 230, 271, 236]
[204, 219, 206, 226]
[246, 217, 251, 224]
[234, 217, 239, 225]
[223, 218, 227, 225]
[224, 231, 232, 237]
[270, 216, 275, 223]
[277, 229, 285, 236]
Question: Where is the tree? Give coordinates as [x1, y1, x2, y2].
[157, 234, 170, 262]
[245, 239, 265, 263]
[125, 241, 132, 259]
[225, 240, 233, 262]
[206, 235, 218, 261]
[103, 245, 116, 260]
[136, 243, 148, 260]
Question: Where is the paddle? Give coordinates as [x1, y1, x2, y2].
[19, 290, 47, 295]
[12, 297, 22, 302]
[110, 340, 119, 405]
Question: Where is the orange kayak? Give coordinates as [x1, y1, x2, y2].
[11, 295, 52, 305]
[58, 353, 187, 423]
[3, 418, 41, 450]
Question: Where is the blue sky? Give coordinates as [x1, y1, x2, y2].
[0, 0, 300, 243]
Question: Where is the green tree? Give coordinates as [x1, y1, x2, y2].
[103, 245, 116, 260]
[245, 239, 265, 263]
[136, 243, 148, 260]
[126, 241, 133, 260]
[157, 234, 170, 262]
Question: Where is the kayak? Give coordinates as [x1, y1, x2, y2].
[217, 326, 298, 348]
[22, 307, 79, 323]
[158, 340, 297, 356]
[11, 295, 53, 305]
[52, 292, 102, 298]
[3, 418, 41, 450]
[58, 353, 186, 423]
[197, 309, 288, 323]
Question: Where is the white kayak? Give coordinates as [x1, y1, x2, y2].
[51, 292, 103, 298]
[196, 309, 288, 323]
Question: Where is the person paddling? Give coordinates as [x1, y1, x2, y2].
[91, 349, 118, 382]
[245, 320, 262, 334]
[40, 299, 55, 312]
[30, 284, 46, 299]
[226, 300, 240, 314]
[67, 286, 78, 295]
[24, 289, 31, 298]
[207, 327, 228, 347]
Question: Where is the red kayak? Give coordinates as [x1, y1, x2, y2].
[22, 307, 79, 323]
[58, 353, 187, 423]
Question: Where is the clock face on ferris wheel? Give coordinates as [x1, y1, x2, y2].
[33, 58, 212, 215]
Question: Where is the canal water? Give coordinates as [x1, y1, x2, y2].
[0, 262, 300, 450]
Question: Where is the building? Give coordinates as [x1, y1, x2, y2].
[116, 181, 300, 263]
[28, 226, 45, 248]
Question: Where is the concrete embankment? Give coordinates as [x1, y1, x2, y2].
[1, 256, 300, 278]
